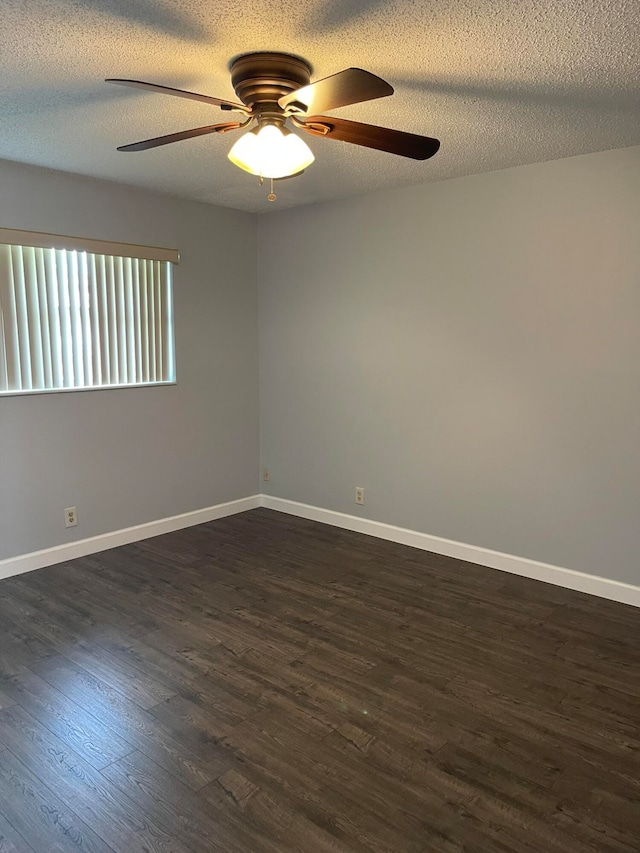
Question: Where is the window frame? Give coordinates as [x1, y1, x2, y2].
[0, 228, 179, 397]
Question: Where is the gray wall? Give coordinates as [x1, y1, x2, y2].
[4, 146, 639, 586]
[0, 160, 259, 561]
[258, 145, 640, 585]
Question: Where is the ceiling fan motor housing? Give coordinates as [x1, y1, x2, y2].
[230, 52, 312, 125]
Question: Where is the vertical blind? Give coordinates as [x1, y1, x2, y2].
[0, 242, 175, 393]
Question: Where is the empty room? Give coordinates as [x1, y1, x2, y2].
[1, 1, 639, 851]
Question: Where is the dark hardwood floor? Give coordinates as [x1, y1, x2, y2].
[0, 508, 639, 852]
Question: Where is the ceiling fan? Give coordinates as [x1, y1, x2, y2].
[107, 52, 440, 184]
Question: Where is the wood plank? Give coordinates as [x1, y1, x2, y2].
[0, 748, 113, 853]
[0, 591, 175, 710]
[0, 811, 35, 853]
[0, 666, 133, 770]
[30, 654, 220, 791]
[0, 687, 15, 712]
[0, 704, 190, 853]
[102, 749, 282, 853]
[0, 616, 55, 678]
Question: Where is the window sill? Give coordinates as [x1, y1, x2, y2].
[0, 381, 177, 398]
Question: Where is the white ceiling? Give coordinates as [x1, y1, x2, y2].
[2, 0, 639, 212]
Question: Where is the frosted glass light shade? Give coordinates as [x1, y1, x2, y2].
[228, 124, 314, 179]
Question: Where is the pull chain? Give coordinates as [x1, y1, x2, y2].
[257, 176, 277, 202]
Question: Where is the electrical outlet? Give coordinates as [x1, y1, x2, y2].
[355, 487, 365, 506]
[262, 467, 270, 482]
[65, 506, 77, 528]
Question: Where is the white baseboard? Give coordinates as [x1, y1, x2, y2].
[261, 495, 640, 608]
[3, 493, 639, 608]
[0, 495, 261, 582]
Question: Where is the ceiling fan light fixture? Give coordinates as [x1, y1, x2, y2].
[227, 123, 314, 179]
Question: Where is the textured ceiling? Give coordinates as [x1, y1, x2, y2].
[1, 0, 639, 212]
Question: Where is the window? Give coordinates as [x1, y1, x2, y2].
[0, 228, 178, 395]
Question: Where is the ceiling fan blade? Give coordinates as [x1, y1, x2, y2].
[301, 115, 440, 160]
[117, 122, 242, 152]
[106, 79, 250, 113]
[278, 68, 393, 114]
